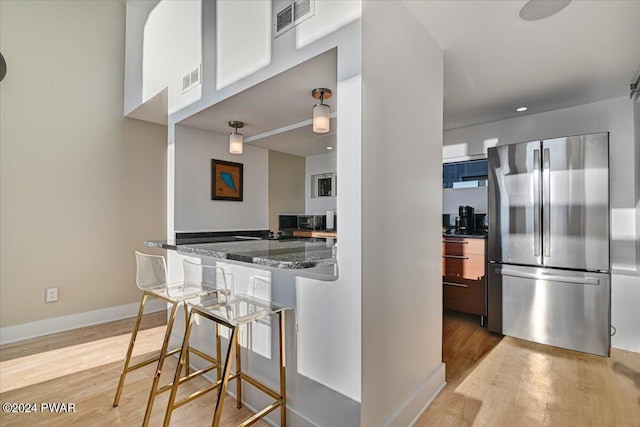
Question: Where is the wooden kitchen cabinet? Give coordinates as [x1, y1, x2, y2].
[292, 230, 337, 238]
[442, 236, 487, 317]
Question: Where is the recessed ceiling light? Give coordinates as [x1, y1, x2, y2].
[326, 146, 333, 150]
[516, 107, 528, 112]
[519, 0, 572, 21]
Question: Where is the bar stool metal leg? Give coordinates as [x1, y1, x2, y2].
[212, 325, 239, 427]
[216, 323, 222, 380]
[279, 311, 287, 427]
[113, 292, 149, 407]
[163, 309, 196, 427]
[183, 303, 191, 376]
[142, 301, 180, 426]
[236, 327, 242, 409]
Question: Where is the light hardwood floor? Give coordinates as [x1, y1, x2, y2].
[2, 311, 639, 426]
[417, 311, 640, 427]
[0, 311, 268, 426]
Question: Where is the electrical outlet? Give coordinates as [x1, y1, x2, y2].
[45, 287, 58, 303]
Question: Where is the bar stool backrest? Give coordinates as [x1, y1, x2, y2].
[248, 274, 271, 301]
[135, 251, 167, 291]
[182, 260, 233, 300]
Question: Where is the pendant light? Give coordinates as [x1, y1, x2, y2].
[311, 88, 332, 133]
[228, 120, 244, 154]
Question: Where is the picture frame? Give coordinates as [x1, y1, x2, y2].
[211, 159, 243, 201]
[311, 172, 337, 198]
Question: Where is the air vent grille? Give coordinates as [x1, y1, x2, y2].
[277, 5, 293, 32]
[273, 0, 315, 38]
[294, 0, 311, 21]
[182, 64, 202, 94]
[190, 67, 200, 85]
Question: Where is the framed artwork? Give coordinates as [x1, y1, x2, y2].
[211, 159, 243, 201]
[311, 172, 337, 198]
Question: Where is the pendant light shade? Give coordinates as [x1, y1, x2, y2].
[313, 103, 330, 133]
[228, 121, 244, 154]
[311, 88, 332, 134]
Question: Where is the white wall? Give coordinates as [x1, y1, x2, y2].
[142, 0, 202, 115]
[124, 0, 157, 115]
[442, 187, 488, 217]
[174, 125, 269, 232]
[216, 0, 271, 90]
[305, 152, 337, 214]
[295, 72, 363, 413]
[443, 96, 640, 352]
[361, 1, 445, 426]
[0, 0, 167, 328]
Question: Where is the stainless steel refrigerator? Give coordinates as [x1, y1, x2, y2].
[487, 132, 610, 356]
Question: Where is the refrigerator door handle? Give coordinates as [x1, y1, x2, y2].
[543, 148, 551, 257]
[497, 268, 600, 286]
[533, 149, 541, 257]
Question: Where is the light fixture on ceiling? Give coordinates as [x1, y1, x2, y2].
[519, 0, 572, 21]
[311, 88, 332, 133]
[228, 120, 244, 154]
[516, 107, 528, 112]
[326, 146, 333, 150]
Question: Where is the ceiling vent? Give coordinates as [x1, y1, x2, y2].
[273, 0, 315, 39]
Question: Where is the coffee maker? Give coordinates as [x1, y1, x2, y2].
[457, 205, 475, 234]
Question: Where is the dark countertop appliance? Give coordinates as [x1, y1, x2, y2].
[279, 214, 330, 236]
[457, 205, 475, 234]
[297, 214, 326, 230]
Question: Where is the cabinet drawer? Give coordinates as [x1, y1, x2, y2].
[442, 253, 485, 281]
[293, 230, 312, 238]
[443, 278, 486, 316]
[292, 230, 337, 238]
[442, 237, 485, 256]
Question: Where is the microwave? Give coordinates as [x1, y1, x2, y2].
[278, 215, 298, 230]
[297, 215, 325, 230]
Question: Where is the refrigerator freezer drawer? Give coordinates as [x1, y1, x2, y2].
[489, 264, 610, 356]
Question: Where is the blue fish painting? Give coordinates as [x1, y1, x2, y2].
[220, 172, 237, 192]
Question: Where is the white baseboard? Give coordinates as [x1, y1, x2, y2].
[382, 362, 447, 427]
[0, 299, 167, 345]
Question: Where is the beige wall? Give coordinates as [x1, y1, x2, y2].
[268, 151, 305, 232]
[0, 1, 167, 327]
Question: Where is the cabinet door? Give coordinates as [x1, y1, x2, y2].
[443, 279, 486, 315]
[442, 253, 485, 281]
[442, 238, 485, 256]
[442, 238, 487, 315]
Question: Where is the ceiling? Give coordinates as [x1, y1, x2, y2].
[403, 0, 640, 130]
[179, 1, 640, 156]
[178, 49, 337, 157]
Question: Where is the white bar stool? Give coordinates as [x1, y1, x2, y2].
[113, 252, 222, 426]
[162, 260, 291, 427]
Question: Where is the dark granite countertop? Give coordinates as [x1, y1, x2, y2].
[146, 237, 336, 270]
